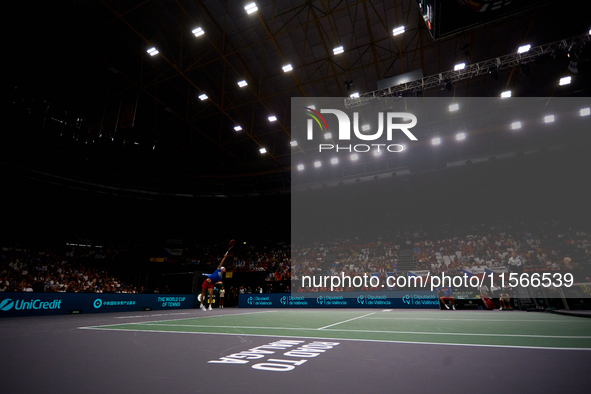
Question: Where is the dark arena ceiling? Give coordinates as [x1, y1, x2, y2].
[5, 0, 591, 199]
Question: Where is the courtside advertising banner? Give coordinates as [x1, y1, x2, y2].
[0, 293, 194, 317]
[239, 292, 439, 309]
[291, 97, 591, 307]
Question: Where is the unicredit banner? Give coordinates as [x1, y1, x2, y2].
[0, 293, 194, 317]
[239, 291, 439, 309]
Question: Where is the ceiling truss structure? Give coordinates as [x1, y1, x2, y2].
[6, 0, 591, 196]
[346, 32, 591, 108]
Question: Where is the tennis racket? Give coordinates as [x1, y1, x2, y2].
[225, 239, 235, 255]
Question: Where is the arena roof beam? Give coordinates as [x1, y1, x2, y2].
[345, 33, 591, 108]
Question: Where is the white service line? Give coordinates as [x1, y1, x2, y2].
[125, 324, 316, 331]
[114, 323, 591, 339]
[80, 310, 277, 329]
[318, 312, 376, 330]
[114, 312, 190, 319]
[318, 328, 591, 339]
[365, 317, 591, 323]
[77, 327, 591, 351]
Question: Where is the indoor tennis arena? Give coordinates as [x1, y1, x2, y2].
[3, 1, 591, 393]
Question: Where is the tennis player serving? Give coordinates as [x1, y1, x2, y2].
[199, 240, 233, 311]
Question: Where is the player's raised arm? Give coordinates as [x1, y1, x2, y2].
[219, 239, 235, 269]
[218, 253, 228, 270]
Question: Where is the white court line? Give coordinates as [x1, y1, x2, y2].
[115, 312, 191, 319]
[320, 328, 591, 339]
[318, 312, 376, 330]
[365, 317, 591, 323]
[79, 310, 277, 329]
[78, 327, 591, 351]
[121, 324, 316, 331]
[114, 323, 591, 339]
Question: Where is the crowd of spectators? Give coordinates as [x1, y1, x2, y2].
[3, 219, 590, 294]
[291, 240, 400, 281]
[1, 241, 293, 294]
[410, 221, 589, 274]
[291, 219, 591, 283]
[0, 246, 142, 293]
[231, 246, 291, 281]
[162, 241, 291, 278]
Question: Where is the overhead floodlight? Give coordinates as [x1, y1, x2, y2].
[237, 80, 248, 87]
[517, 44, 531, 54]
[245, 2, 258, 14]
[361, 124, 370, 132]
[147, 47, 159, 56]
[234, 125, 242, 131]
[511, 121, 522, 130]
[392, 26, 405, 36]
[331, 157, 339, 165]
[350, 92, 360, 98]
[501, 90, 512, 98]
[192, 27, 204, 37]
[454, 63, 466, 71]
[559, 76, 571, 85]
[456, 132, 466, 141]
[333, 46, 344, 55]
[268, 115, 277, 122]
[324, 132, 332, 139]
[431, 137, 441, 145]
[351, 153, 359, 161]
[297, 164, 304, 171]
[290, 140, 298, 147]
[198, 93, 208, 100]
[580, 107, 591, 116]
[259, 147, 266, 154]
[314, 161, 321, 168]
[449, 103, 459, 112]
[544, 115, 555, 123]
[282, 64, 293, 72]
